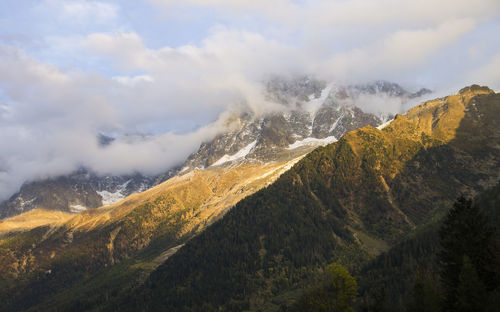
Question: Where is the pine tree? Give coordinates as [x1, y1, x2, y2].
[456, 255, 488, 312]
[439, 196, 495, 311]
[407, 274, 440, 312]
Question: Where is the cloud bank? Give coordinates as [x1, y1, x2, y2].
[0, 0, 499, 201]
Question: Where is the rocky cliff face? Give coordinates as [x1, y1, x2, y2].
[183, 78, 427, 170]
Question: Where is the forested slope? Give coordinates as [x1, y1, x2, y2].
[126, 86, 500, 311]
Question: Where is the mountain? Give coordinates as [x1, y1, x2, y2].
[0, 157, 304, 311]
[0, 78, 420, 220]
[121, 85, 499, 311]
[0, 169, 157, 219]
[182, 77, 427, 170]
[0, 78, 433, 311]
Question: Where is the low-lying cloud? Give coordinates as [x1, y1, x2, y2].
[0, 0, 499, 201]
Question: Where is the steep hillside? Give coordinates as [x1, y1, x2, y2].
[0, 79, 435, 311]
[127, 85, 499, 311]
[0, 209, 74, 236]
[357, 180, 500, 312]
[0, 158, 302, 311]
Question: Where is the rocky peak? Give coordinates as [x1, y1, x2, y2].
[0, 169, 156, 219]
[182, 78, 428, 170]
[354, 80, 409, 97]
[265, 75, 326, 106]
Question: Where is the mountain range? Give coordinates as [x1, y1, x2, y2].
[0, 78, 428, 220]
[122, 84, 499, 311]
[0, 82, 497, 312]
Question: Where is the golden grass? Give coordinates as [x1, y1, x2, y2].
[0, 157, 304, 238]
[0, 209, 73, 236]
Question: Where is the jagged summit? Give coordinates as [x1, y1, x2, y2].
[182, 77, 428, 170]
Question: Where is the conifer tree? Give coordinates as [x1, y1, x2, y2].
[439, 196, 495, 311]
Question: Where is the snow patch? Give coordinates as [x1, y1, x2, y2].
[97, 180, 131, 206]
[212, 140, 257, 166]
[287, 136, 337, 150]
[305, 84, 333, 113]
[18, 197, 36, 209]
[377, 118, 394, 130]
[97, 190, 125, 206]
[329, 114, 343, 132]
[70, 204, 87, 213]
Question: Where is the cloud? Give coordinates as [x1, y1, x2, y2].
[85, 28, 298, 116]
[113, 75, 154, 86]
[0, 45, 231, 201]
[149, 0, 297, 18]
[47, 0, 118, 23]
[318, 18, 477, 82]
[150, 0, 500, 28]
[0, 0, 499, 201]
[470, 53, 500, 91]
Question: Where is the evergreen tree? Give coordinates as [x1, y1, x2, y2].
[439, 196, 495, 311]
[407, 274, 440, 312]
[456, 255, 488, 312]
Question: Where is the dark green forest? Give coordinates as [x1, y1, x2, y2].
[357, 184, 500, 312]
[116, 183, 499, 312]
[116, 90, 500, 311]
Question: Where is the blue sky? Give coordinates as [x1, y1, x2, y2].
[0, 0, 499, 201]
[1, 1, 499, 87]
[0, 0, 281, 74]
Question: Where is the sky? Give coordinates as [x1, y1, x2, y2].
[0, 0, 499, 201]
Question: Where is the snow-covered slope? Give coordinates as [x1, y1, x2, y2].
[212, 140, 258, 166]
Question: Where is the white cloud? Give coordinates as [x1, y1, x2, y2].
[150, 0, 500, 28]
[307, 0, 499, 27]
[113, 75, 154, 86]
[85, 29, 297, 116]
[470, 53, 500, 91]
[47, 0, 118, 23]
[310, 18, 476, 83]
[382, 19, 476, 66]
[0, 45, 231, 201]
[0, 0, 499, 202]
